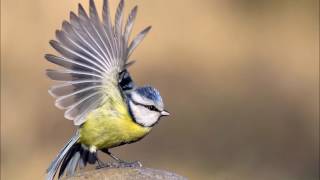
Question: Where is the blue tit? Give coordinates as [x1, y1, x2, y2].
[45, 0, 169, 179]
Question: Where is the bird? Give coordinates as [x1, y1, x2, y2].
[45, 0, 169, 179]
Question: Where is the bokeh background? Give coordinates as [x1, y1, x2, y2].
[1, 0, 319, 179]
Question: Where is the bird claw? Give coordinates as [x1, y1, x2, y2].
[96, 161, 142, 169]
[118, 160, 142, 168]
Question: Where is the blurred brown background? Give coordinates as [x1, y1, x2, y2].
[1, 0, 319, 179]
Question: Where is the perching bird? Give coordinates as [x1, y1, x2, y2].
[45, 0, 169, 179]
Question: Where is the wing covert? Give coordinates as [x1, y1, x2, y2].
[46, 0, 151, 125]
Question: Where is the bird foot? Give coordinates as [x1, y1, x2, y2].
[96, 161, 142, 169]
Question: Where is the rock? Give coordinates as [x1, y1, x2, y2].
[63, 167, 187, 180]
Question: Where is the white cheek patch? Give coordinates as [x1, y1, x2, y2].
[129, 101, 160, 127]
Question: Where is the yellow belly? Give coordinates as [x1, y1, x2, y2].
[79, 107, 151, 149]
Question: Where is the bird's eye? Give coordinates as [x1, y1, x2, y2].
[145, 105, 157, 111]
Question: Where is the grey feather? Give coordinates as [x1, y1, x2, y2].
[124, 60, 136, 68]
[114, 0, 125, 61]
[102, 0, 117, 59]
[49, 80, 101, 98]
[46, 69, 103, 81]
[115, 0, 124, 36]
[78, 4, 111, 64]
[63, 91, 101, 114]
[49, 40, 108, 72]
[46, 132, 80, 180]
[65, 92, 103, 125]
[128, 26, 151, 57]
[46, 0, 152, 126]
[124, 6, 138, 45]
[74, 101, 103, 125]
[78, 157, 85, 169]
[89, 0, 115, 62]
[69, 12, 108, 64]
[89, 0, 99, 24]
[55, 30, 108, 71]
[45, 54, 104, 75]
[102, 0, 112, 34]
[55, 85, 102, 109]
[66, 152, 81, 177]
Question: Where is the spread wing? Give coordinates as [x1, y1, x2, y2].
[46, 0, 151, 125]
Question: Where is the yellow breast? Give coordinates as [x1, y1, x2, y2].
[79, 97, 151, 149]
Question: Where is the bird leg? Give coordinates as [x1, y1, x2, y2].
[96, 158, 106, 169]
[105, 150, 122, 162]
[96, 149, 142, 169]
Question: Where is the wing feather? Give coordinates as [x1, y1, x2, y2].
[49, 40, 108, 72]
[102, 0, 117, 61]
[55, 85, 103, 109]
[45, 54, 104, 75]
[68, 14, 106, 61]
[124, 6, 137, 45]
[46, 0, 151, 125]
[115, 0, 124, 37]
[114, 0, 125, 61]
[78, 4, 111, 65]
[89, 0, 115, 62]
[128, 26, 151, 57]
[64, 91, 102, 120]
[55, 30, 109, 71]
[49, 81, 101, 98]
[72, 94, 104, 125]
[46, 69, 103, 81]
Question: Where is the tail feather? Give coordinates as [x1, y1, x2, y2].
[46, 132, 80, 180]
[65, 152, 81, 177]
[57, 143, 81, 178]
[46, 132, 98, 180]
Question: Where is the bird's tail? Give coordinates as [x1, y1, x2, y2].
[46, 132, 97, 180]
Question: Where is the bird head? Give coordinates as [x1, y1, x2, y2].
[128, 86, 169, 127]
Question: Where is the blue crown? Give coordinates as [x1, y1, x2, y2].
[135, 86, 163, 104]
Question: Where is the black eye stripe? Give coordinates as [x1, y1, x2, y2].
[131, 100, 160, 112]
